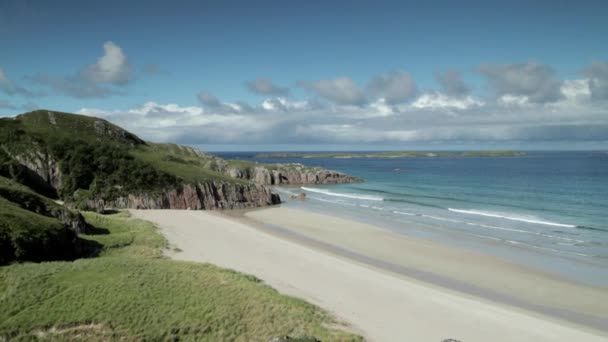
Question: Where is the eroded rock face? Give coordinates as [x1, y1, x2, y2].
[78, 181, 281, 212]
[224, 165, 362, 185]
[12, 149, 62, 197]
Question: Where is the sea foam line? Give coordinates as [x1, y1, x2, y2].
[392, 210, 585, 243]
[448, 208, 576, 228]
[308, 196, 357, 207]
[301, 187, 383, 201]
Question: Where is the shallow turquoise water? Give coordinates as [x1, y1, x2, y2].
[218, 151, 608, 285]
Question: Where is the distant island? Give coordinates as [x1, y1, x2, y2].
[255, 151, 527, 158]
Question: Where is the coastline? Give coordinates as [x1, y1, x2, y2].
[131, 207, 608, 341]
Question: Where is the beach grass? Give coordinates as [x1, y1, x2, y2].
[0, 211, 361, 341]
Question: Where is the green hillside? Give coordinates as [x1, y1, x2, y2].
[0, 110, 248, 208]
[0, 176, 85, 264]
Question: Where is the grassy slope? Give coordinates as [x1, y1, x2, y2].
[131, 143, 244, 184]
[256, 150, 526, 158]
[0, 197, 76, 264]
[0, 176, 82, 264]
[0, 212, 361, 341]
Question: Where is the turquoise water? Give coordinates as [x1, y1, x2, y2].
[218, 151, 608, 285]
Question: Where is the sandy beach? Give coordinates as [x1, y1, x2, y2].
[130, 208, 608, 342]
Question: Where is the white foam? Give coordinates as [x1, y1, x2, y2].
[393, 210, 416, 216]
[448, 208, 576, 228]
[301, 187, 383, 201]
[308, 196, 357, 206]
[394, 209, 586, 243]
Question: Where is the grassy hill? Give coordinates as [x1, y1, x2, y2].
[0, 110, 267, 210]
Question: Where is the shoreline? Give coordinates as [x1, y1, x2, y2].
[242, 207, 608, 326]
[130, 208, 608, 341]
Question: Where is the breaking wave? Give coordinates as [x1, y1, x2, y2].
[301, 187, 383, 201]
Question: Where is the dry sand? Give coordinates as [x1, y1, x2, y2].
[130, 208, 608, 342]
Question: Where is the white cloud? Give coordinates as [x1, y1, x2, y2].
[298, 77, 366, 106]
[74, 64, 608, 147]
[29, 41, 132, 98]
[246, 78, 289, 96]
[412, 92, 483, 110]
[83, 41, 132, 85]
[561, 79, 591, 99]
[480, 62, 563, 103]
[498, 94, 530, 106]
[368, 71, 417, 104]
[261, 97, 309, 112]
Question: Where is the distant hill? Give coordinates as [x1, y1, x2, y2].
[255, 151, 527, 158]
[0, 110, 358, 212]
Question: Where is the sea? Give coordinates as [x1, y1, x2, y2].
[215, 151, 608, 286]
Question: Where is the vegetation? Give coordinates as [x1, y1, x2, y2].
[0, 197, 79, 265]
[0, 211, 361, 341]
[256, 150, 527, 158]
[49, 138, 179, 201]
[131, 143, 245, 184]
[0, 176, 83, 265]
[0, 110, 246, 207]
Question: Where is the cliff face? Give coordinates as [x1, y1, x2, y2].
[79, 182, 280, 212]
[223, 164, 362, 185]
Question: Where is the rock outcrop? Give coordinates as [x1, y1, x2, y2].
[223, 164, 362, 185]
[76, 181, 280, 212]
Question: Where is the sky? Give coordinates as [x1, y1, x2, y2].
[1, 0, 607, 151]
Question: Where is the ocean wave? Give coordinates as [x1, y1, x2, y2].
[308, 196, 357, 206]
[463, 233, 592, 257]
[383, 198, 444, 209]
[301, 187, 383, 201]
[448, 208, 576, 228]
[392, 209, 586, 243]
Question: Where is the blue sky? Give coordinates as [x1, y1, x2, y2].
[1, 0, 607, 150]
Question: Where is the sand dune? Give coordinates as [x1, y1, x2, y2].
[130, 208, 608, 342]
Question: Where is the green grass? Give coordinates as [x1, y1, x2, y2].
[0, 197, 79, 264]
[16, 109, 143, 146]
[0, 212, 361, 341]
[131, 143, 246, 184]
[0, 176, 84, 264]
[256, 150, 526, 158]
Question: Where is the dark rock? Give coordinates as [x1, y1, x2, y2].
[76, 181, 281, 212]
[223, 164, 362, 185]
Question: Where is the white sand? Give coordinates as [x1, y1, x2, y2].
[131, 209, 608, 342]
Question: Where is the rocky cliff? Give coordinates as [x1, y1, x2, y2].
[9, 149, 280, 212]
[223, 164, 362, 185]
[78, 182, 280, 212]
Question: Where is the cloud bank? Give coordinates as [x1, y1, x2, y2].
[78, 63, 608, 147]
